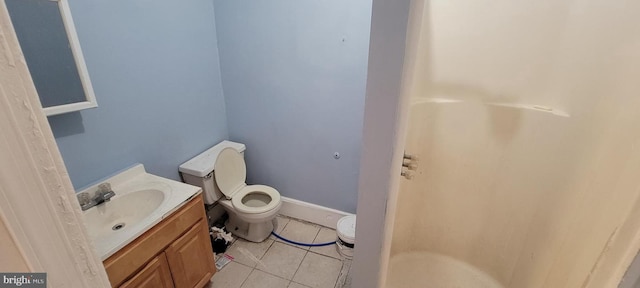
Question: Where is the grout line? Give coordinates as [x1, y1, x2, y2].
[290, 281, 311, 288]
[253, 239, 276, 273]
[254, 267, 295, 283]
[280, 215, 292, 230]
[233, 261, 254, 270]
[290, 250, 308, 284]
[238, 267, 254, 288]
[262, 238, 276, 259]
[306, 249, 344, 260]
[333, 262, 345, 288]
[336, 259, 353, 288]
[254, 238, 277, 270]
[333, 261, 346, 288]
[311, 226, 322, 243]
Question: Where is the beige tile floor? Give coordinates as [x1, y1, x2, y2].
[208, 216, 352, 288]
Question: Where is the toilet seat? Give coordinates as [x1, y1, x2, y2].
[231, 185, 280, 214]
[214, 147, 281, 214]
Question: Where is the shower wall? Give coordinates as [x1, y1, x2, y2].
[391, 0, 640, 287]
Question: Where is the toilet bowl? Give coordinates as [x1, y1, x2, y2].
[179, 141, 282, 243]
[217, 194, 281, 242]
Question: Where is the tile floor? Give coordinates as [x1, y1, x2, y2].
[208, 216, 352, 288]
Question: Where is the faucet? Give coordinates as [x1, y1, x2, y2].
[78, 183, 116, 211]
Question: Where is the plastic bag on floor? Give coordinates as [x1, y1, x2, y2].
[210, 226, 234, 254]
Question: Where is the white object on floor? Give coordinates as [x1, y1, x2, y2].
[336, 215, 356, 259]
[180, 141, 282, 242]
[211, 226, 234, 243]
[386, 252, 504, 288]
[215, 254, 234, 271]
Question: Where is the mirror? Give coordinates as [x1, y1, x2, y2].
[6, 0, 97, 116]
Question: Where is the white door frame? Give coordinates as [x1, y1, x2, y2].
[351, 0, 413, 287]
[0, 0, 110, 286]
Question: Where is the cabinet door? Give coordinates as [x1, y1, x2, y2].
[166, 219, 216, 288]
[120, 252, 174, 288]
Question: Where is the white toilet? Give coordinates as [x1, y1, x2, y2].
[179, 141, 282, 242]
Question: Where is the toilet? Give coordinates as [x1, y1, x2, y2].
[179, 141, 282, 242]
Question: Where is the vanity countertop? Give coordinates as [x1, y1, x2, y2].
[78, 164, 201, 260]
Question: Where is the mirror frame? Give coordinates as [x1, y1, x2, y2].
[41, 0, 97, 116]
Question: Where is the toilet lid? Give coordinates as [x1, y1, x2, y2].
[214, 147, 247, 198]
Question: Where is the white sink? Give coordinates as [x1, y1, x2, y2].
[84, 188, 165, 240]
[79, 164, 201, 260]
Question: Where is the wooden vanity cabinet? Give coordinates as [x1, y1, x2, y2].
[104, 194, 216, 288]
[165, 219, 216, 288]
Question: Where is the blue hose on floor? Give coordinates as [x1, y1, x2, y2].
[271, 231, 336, 247]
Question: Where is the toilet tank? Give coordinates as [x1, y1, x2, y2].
[179, 140, 246, 204]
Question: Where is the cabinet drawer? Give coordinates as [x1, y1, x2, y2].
[120, 252, 174, 288]
[104, 194, 205, 287]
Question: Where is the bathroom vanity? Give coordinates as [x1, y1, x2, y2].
[78, 165, 216, 288]
[103, 194, 215, 287]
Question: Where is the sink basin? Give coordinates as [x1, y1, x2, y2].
[79, 164, 201, 260]
[84, 189, 165, 240]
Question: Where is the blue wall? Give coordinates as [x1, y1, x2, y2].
[214, 0, 372, 213]
[49, 0, 228, 190]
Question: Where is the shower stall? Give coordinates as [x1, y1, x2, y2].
[382, 0, 640, 287]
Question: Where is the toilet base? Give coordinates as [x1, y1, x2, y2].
[225, 210, 275, 243]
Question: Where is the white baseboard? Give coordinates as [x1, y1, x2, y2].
[279, 196, 354, 229]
